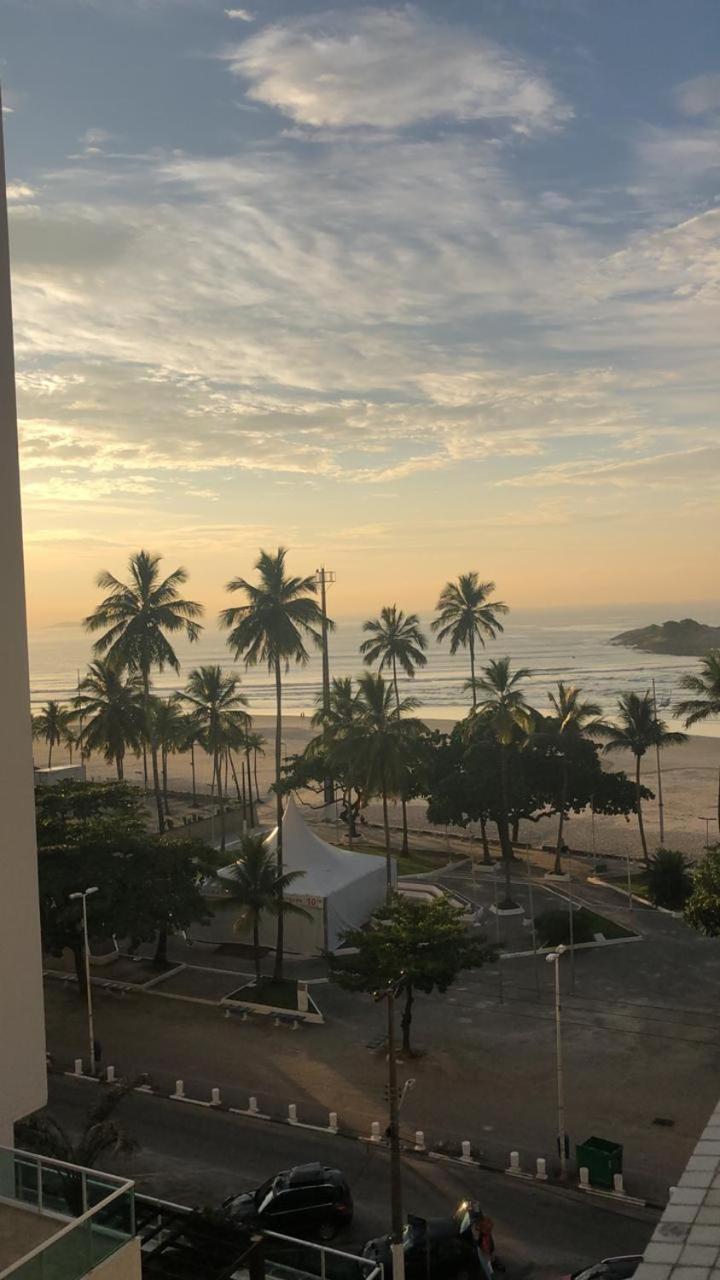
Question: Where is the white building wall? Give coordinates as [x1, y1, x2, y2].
[0, 96, 47, 1143]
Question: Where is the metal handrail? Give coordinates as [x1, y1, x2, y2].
[263, 1229, 383, 1280]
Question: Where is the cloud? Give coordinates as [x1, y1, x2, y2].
[675, 73, 720, 117]
[6, 182, 36, 202]
[502, 445, 720, 490]
[225, 7, 253, 20]
[223, 6, 571, 132]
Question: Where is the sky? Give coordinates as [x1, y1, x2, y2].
[2, 0, 719, 627]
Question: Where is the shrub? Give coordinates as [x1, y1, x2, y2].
[685, 846, 720, 936]
[646, 847, 693, 910]
[534, 908, 595, 947]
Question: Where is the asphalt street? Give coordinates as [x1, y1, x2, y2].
[45, 1076, 656, 1278]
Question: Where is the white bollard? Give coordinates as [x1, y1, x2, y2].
[506, 1151, 521, 1175]
[370, 1121, 382, 1143]
[288, 1103, 298, 1125]
[535, 1157, 547, 1181]
[579, 1166, 590, 1189]
[248, 1095, 259, 1115]
[74, 1059, 83, 1076]
[414, 1131, 426, 1152]
[613, 1173, 626, 1197]
[106, 1066, 115, 1083]
[297, 982, 309, 1014]
[328, 1111, 338, 1134]
[173, 1079, 184, 1099]
[460, 1141, 473, 1164]
[211, 1088, 221, 1106]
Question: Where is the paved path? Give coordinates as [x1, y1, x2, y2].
[46, 1075, 657, 1277]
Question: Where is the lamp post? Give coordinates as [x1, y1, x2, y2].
[546, 945, 567, 1180]
[69, 886, 99, 1075]
[698, 816, 714, 851]
[374, 980, 405, 1280]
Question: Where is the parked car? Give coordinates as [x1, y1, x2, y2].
[363, 1206, 479, 1280]
[568, 1257, 643, 1280]
[223, 1163, 353, 1241]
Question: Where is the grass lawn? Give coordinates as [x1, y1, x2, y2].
[579, 907, 637, 940]
[534, 906, 637, 947]
[338, 840, 452, 877]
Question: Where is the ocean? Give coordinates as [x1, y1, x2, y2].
[28, 600, 720, 735]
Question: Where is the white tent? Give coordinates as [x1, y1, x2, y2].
[214, 797, 392, 954]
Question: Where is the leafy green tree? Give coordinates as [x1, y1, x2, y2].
[544, 683, 605, 874]
[361, 604, 428, 854]
[220, 547, 327, 978]
[329, 895, 494, 1053]
[16, 1084, 139, 1214]
[35, 779, 146, 847]
[674, 652, 720, 831]
[470, 658, 533, 904]
[646, 848, 694, 910]
[32, 701, 76, 768]
[75, 661, 143, 780]
[84, 550, 203, 833]
[183, 666, 249, 851]
[432, 574, 508, 709]
[684, 846, 720, 935]
[225, 834, 310, 983]
[596, 691, 687, 866]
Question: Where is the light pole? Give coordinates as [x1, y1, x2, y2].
[375, 980, 405, 1280]
[69, 886, 99, 1075]
[546, 946, 567, 1180]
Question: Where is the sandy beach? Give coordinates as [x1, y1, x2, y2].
[38, 713, 720, 862]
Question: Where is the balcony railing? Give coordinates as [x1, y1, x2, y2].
[0, 1146, 135, 1279]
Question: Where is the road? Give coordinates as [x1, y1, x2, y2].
[46, 1076, 656, 1277]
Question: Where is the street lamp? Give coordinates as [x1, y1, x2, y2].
[69, 886, 99, 1075]
[374, 979, 405, 1280]
[546, 945, 567, 1180]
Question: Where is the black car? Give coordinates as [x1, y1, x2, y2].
[363, 1207, 479, 1280]
[223, 1163, 353, 1241]
[568, 1258, 643, 1280]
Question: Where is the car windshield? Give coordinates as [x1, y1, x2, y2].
[254, 1177, 278, 1212]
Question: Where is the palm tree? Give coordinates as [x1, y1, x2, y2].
[339, 671, 422, 894]
[674, 652, 720, 831]
[182, 666, 248, 851]
[310, 677, 365, 843]
[32, 701, 76, 768]
[360, 605, 428, 854]
[75, 660, 143, 780]
[545, 682, 605, 875]
[84, 551, 203, 832]
[472, 658, 533, 904]
[227, 834, 310, 984]
[432, 573, 508, 710]
[15, 1084, 138, 1215]
[152, 695, 186, 816]
[179, 712, 204, 807]
[596, 691, 687, 867]
[219, 547, 327, 979]
[245, 730, 267, 804]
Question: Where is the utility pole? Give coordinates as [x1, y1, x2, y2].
[69, 886, 99, 1075]
[546, 946, 567, 1180]
[652, 679, 665, 845]
[386, 988, 404, 1280]
[315, 567, 335, 808]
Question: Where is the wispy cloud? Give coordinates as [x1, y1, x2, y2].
[223, 7, 572, 133]
[224, 7, 253, 20]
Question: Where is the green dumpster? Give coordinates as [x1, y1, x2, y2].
[575, 1136, 623, 1189]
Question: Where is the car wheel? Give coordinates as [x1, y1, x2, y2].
[318, 1221, 337, 1242]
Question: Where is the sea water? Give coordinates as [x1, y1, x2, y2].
[27, 600, 719, 735]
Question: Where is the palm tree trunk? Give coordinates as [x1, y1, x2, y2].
[401, 982, 414, 1055]
[48, 742, 53, 768]
[635, 753, 649, 867]
[162, 747, 170, 815]
[498, 743, 514, 904]
[245, 748, 255, 827]
[215, 750, 226, 851]
[480, 815, 491, 865]
[228, 749, 242, 803]
[154, 928, 168, 967]
[190, 740, 197, 807]
[392, 657, 410, 856]
[142, 671, 165, 834]
[253, 751, 260, 802]
[469, 633, 477, 710]
[273, 657, 285, 981]
[142, 743, 148, 791]
[253, 915, 261, 986]
[382, 783, 393, 900]
[554, 760, 567, 875]
[116, 751, 124, 781]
